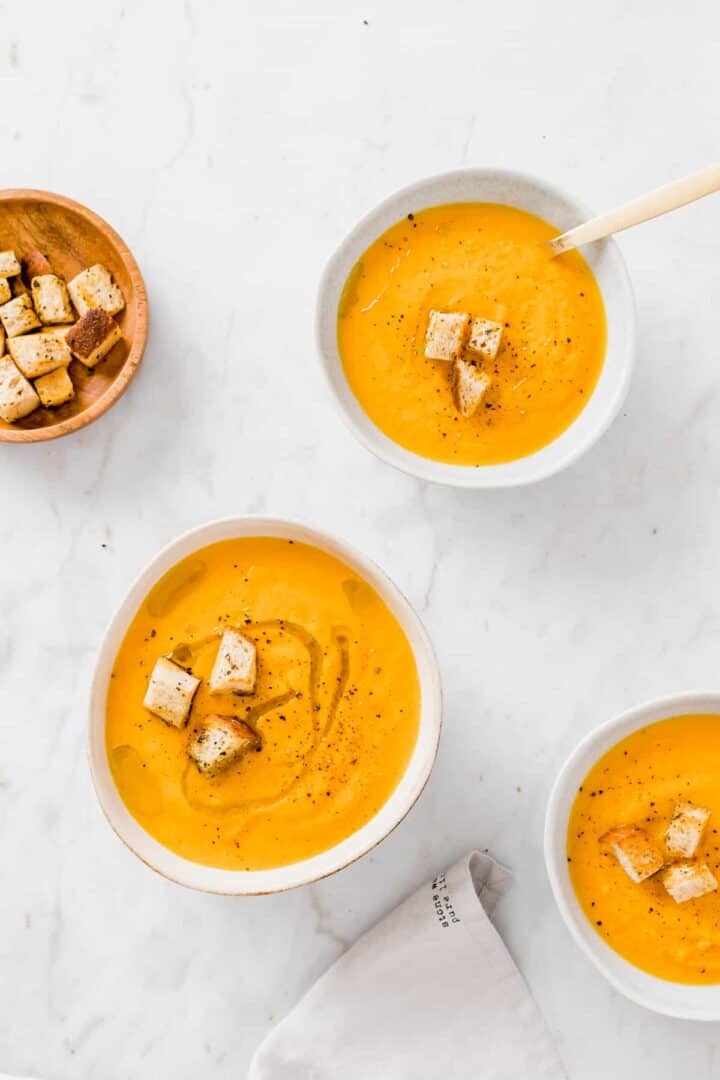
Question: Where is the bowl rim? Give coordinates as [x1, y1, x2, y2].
[0, 187, 148, 444]
[544, 689, 720, 1019]
[88, 515, 443, 895]
[315, 166, 637, 488]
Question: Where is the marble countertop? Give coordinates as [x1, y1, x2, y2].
[2, 1, 720, 1076]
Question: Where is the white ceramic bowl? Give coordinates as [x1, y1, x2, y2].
[545, 691, 720, 1019]
[316, 168, 636, 488]
[89, 517, 442, 894]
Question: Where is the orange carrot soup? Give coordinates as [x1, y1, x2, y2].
[106, 538, 420, 871]
[337, 202, 606, 465]
[568, 714, 720, 984]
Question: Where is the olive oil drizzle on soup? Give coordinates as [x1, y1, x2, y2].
[106, 538, 420, 871]
[337, 202, 606, 466]
[568, 715, 720, 985]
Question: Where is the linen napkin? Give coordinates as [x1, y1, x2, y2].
[250, 851, 566, 1079]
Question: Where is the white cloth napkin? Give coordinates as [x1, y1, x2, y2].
[250, 851, 566, 1079]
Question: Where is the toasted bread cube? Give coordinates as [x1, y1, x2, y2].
[143, 656, 200, 729]
[0, 295, 41, 337]
[8, 333, 71, 378]
[467, 316, 504, 361]
[68, 264, 124, 317]
[424, 310, 471, 361]
[0, 355, 40, 422]
[21, 249, 53, 283]
[0, 326, 4, 356]
[31, 274, 74, 324]
[65, 308, 122, 367]
[39, 326, 75, 342]
[665, 801, 711, 859]
[0, 279, 10, 305]
[34, 366, 74, 408]
[452, 357, 491, 418]
[188, 714, 260, 776]
[208, 629, 257, 694]
[599, 824, 664, 883]
[663, 861, 718, 903]
[0, 251, 21, 278]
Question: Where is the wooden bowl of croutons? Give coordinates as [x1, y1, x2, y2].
[0, 189, 148, 442]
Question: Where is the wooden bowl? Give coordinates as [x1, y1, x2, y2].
[0, 189, 148, 443]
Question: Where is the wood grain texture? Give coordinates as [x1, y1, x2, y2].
[0, 189, 148, 443]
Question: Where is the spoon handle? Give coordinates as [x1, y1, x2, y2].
[548, 164, 720, 256]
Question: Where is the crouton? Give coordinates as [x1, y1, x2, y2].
[665, 801, 711, 859]
[8, 333, 71, 379]
[65, 308, 122, 367]
[466, 316, 504, 361]
[0, 251, 21, 278]
[34, 366, 74, 408]
[0, 295, 41, 337]
[599, 824, 664, 883]
[452, 357, 491, 418]
[39, 326, 75, 342]
[68, 264, 124, 317]
[21, 249, 52, 283]
[208, 629, 257, 694]
[424, 310, 471, 361]
[143, 656, 200, 729]
[31, 274, 74, 324]
[663, 861, 718, 903]
[187, 714, 260, 777]
[0, 279, 10, 305]
[0, 325, 4, 356]
[0, 355, 40, 422]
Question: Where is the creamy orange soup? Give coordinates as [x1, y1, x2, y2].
[568, 715, 720, 984]
[338, 202, 606, 465]
[106, 538, 420, 871]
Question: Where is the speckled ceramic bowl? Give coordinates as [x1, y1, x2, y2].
[545, 691, 720, 1019]
[88, 516, 442, 894]
[316, 168, 636, 487]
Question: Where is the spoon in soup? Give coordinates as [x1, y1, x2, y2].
[548, 164, 720, 256]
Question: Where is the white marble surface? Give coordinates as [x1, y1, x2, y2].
[2, 1, 720, 1076]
